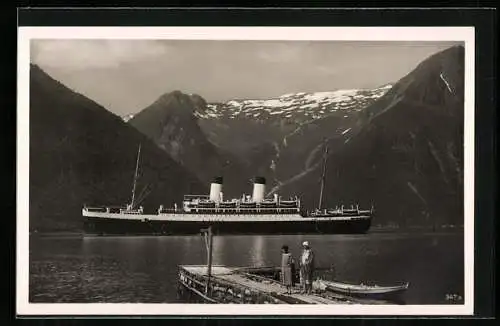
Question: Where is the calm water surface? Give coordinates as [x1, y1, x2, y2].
[29, 232, 464, 304]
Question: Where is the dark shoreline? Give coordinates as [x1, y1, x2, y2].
[30, 231, 82, 237]
[29, 227, 464, 238]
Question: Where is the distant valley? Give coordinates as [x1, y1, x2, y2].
[122, 85, 393, 198]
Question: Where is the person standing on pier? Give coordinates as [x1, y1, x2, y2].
[300, 241, 315, 294]
[280, 245, 294, 294]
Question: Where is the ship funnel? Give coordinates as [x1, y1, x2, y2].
[252, 176, 266, 203]
[209, 176, 223, 202]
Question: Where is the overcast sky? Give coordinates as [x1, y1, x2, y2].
[31, 40, 461, 116]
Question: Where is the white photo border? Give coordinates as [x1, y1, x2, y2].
[17, 26, 475, 316]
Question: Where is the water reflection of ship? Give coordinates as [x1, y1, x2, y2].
[249, 236, 265, 267]
[211, 236, 225, 266]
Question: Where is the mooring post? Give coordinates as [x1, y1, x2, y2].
[201, 225, 213, 295]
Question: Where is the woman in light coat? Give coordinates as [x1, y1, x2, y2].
[281, 245, 294, 294]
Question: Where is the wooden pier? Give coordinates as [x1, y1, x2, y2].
[177, 265, 398, 304]
[177, 226, 402, 304]
[178, 265, 342, 304]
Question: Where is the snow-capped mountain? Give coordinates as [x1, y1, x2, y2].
[195, 84, 392, 122]
[123, 85, 392, 124]
[122, 86, 393, 200]
[190, 84, 394, 202]
[195, 84, 393, 181]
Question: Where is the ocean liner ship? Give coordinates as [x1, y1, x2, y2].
[82, 144, 373, 236]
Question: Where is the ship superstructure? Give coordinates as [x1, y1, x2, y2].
[157, 177, 301, 216]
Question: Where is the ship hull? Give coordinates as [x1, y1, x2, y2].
[82, 213, 372, 236]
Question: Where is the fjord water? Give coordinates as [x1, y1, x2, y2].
[29, 231, 464, 304]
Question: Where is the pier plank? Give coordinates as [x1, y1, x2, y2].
[180, 265, 343, 304]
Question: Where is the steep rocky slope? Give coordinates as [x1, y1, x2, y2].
[30, 65, 204, 231]
[128, 91, 251, 196]
[280, 45, 465, 227]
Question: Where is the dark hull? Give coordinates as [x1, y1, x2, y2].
[83, 217, 372, 236]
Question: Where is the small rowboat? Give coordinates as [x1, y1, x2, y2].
[320, 279, 409, 300]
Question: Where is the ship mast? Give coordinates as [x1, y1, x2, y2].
[318, 140, 328, 210]
[130, 143, 141, 209]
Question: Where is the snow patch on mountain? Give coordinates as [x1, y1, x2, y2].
[123, 84, 392, 123]
[439, 72, 454, 94]
[342, 128, 352, 135]
[196, 84, 392, 121]
[122, 113, 135, 122]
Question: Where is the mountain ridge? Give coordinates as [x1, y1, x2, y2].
[279, 45, 464, 226]
[128, 90, 250, 196]
[29, 64, 205, 231]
